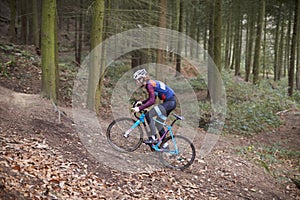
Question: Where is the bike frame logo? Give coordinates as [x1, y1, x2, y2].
[72, 27, 227, 173]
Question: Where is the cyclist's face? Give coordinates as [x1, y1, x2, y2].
[136, 78, 145, 86]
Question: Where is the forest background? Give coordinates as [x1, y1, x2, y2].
[0, 0, 299, 199]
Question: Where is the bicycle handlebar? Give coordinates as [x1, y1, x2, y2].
[131, 101, 184, 124]
[133, 109, 147, 119]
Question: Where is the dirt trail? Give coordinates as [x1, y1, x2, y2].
[0, 86, 299, 199]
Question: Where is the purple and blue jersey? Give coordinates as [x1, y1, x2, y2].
[139, 80, 175, 110]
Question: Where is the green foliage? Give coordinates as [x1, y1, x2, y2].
[193, 71, 298, 135]
[105, 61, 131, 86]
[291, 89, 300, 105]
[0, 43, 16, 51]
[189, 76, 207, 91]
[0, 55, 16, 78]
[0, 43, 34, 59]
[101, 61, 131, 107]
[222, 72, 297, 135]
[58, 62, 79, 101]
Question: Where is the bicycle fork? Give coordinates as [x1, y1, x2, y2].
[124, 113, 146, 138]
[123, 120, 140, 138]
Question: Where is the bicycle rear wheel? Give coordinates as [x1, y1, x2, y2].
[159, 135, 195, 170]
[106, 117, 143, 153]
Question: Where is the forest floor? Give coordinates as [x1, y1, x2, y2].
[0, 44, 299, 199]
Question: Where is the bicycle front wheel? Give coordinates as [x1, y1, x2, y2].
[106, 117, 143, 153]
[159, 135, 196, 170]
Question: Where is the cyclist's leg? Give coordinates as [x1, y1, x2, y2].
[145, 105, 168, 143]
[154, 105, 167, 137]
[145, 99, 176, 140]
[145, 108, 158, 138]
[158, 99, 176, 137]
[161, 98, 176, 116]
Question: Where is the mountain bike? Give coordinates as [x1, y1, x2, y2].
[106, 109, 196, 170]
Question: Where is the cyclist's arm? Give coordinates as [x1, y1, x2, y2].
[139, 84, 155, 110]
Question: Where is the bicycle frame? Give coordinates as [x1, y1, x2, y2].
[151, 118, 179, 154]
[123, 112, 179, 154]
[123, 112, 146, 138]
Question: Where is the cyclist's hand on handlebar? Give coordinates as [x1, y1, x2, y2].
[131, 107, 140, 113]
[133, 101, 142, 107]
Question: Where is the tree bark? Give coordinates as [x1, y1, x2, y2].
[75, 0, 83, 65]
[176, 0, 183, 76]
[20, 0, 29, 44]
[234, 2, 241, 76]
[41, 0, 58, 102]
[297, 4, 300, 90]
[285, 14, 292, 78]
[253, 0, 265, 84]
[263, 11, 267, 78]
[87, 0, 105, 111]
[9, 0, 16, 43]
[273, 3, 282, 81]
[156, 0, 167, 79]
[32, 0, 40, 48]
[278, 14, 285, 80]
[208, 0, 215, 61]
[245, 11, 255, 82]
[213, 0, 222, 72]
[224, 3, 232, 70]
[289, 0, 300, 96]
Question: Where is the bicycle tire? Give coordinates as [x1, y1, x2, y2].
[159, 135, 196, 170]
[106, 117, 143, 153]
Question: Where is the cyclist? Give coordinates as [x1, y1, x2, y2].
[131, 69, 177, 144]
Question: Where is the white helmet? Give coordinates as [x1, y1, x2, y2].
[133, 69, 147, 80]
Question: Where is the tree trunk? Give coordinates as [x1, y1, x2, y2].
[87, 0, 105, 111]
[297, 3, 300, 90]
[245, 12, 255, 82]
[176, 0, 183, 76]
[196, 25, 201, 59]
[156, 0, 167, 79]
[253, 0, 265, 84]
[185, 4, 189, 57]
[273, 3, 282, 81]
[278, 14, 285, 80]
[297, 26, 300, 89]
[224, 4, 232, 70]
[169, 0, 178, 62]
[190, 4, 197, 59]
[32, 0, 40, 48]
[297, 39, 300, 89]
[285, 15, 292, 77]
[209, 0, 223, 105]
[234, 5, 241, 76]
[75, 0, 83, 65]
[203, 23, 208, 60]
[213, 0, 222, 72]
[41, 0, 58, 102]
[263, 11, 267, 78]
[207, 0, 215, 99]
[20, 0, 29, 44]
[208, 0, 215, 60]
[289, 0, 300, 96]
[228, 20, 234, 70]
[9, 0, 17, 43]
